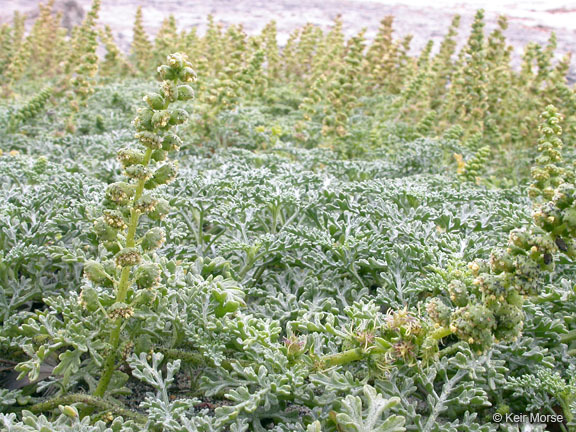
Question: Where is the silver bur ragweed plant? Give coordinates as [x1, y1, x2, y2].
[130, 6, 154, 75]
[7, 53, 204, 415]
[91, 52, 197, 397]
[63, 0, 101, 133]
[294, 107, 575, 368]
[7, 86, 53, 133]
[428, 106, 576, 353]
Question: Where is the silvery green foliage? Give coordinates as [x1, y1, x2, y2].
[507, 367, 576, 425]
[129, 352, 180, 394]
[1, 145, 573, 431]
[0, 155, 99, 322]
[333, 385, 405, 432]
[1, 79, 575, 431]
[7, 260, 244, 396]
[197, 313, 312, 430]
[498, 426, 546, 432]
[372, 347, 505, 432]
[0, 411, 136, 432]
[128, 352, 196, 430]
[166, 147, 530, 316]
[0, 388, 29, 408]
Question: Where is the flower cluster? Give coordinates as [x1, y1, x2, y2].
[428, 105, 576, 351]
[8, 86, 52, 132]
[87, 52, 196, 397]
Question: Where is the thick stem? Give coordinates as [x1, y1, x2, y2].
[238, 253, 260, 279]
[160, 348, 207, 367]
[317, 328, 453, 370]
[93, 268, 129, 398]
[94, 148, 153, 398]
[320, 348, 364, 368]
[30, 393, 147, 423]
[558, 398, 574, 426]
[431, 327, 453, 340]
[438, 341, 467, 359]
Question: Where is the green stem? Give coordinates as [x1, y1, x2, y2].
[248, 263, 268, 288]
[317, 328, 453, 370]
[93, 269, 129, 397]
[320, 327, 452, 369]
[160, 348, 207, 367]
[197, 209, 204, 249]
[30, 393, 147, 423]
[238, 255, 258, 279]
[320, 348, 364, 368]
[559, 398, 574, 426]
[126, 210, 140, 248]
[438, 341, 467, 359]
[431, 327, 453, 340]
[94, 148, 153, 398]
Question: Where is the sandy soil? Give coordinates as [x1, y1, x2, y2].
[1, 0, 575, 78]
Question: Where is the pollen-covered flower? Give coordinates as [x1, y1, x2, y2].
[143, 92, 165, 110]
[83, 260, 109, 283]
[134, 263, 161, 289]
[284, 335, 306, 357]
[151, 110, 172, 129]
[108, 304, 135, 320]
[426, 298, 452, 328]
[146, 162, 178, 189]
[135, 131, 163, 149]
[178, 66, 197, 82]
[141, 227, 166, 251]
[125, 164, 153, 181]
[134, 194, 158, 213]
[177, 84, 195, 101]
[386, 307, 421, 335]
[449, 304, 496, 350]
[168, 108, 189, 125]
[117, 148, 145, 167]
[133, 107, 154, 131]
[103, 210, 128, 230]
[106, 182, 134, 205]
[148, 198, 171, 221]
[115, 247, 142, 267]
[94, 217, 119, 241]
[389, 340, 416, 363]
[161, 133, 182, 152]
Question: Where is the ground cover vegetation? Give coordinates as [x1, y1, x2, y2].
[0, 1, 575, 430]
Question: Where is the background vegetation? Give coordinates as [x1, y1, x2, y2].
[0, 1, 575, 431]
